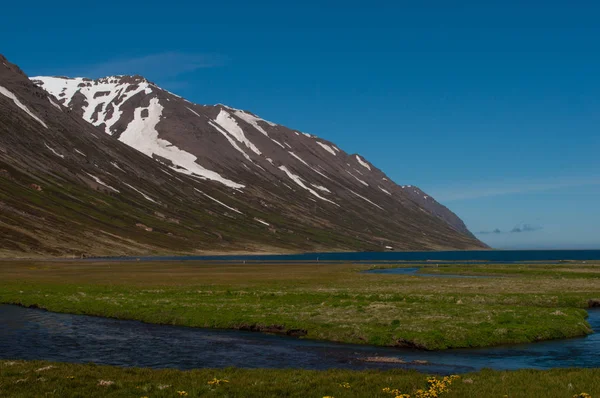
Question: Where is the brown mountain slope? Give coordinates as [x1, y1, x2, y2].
[0, 54, 485, 257]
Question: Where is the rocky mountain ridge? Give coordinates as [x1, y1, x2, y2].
[32, 74, 477, 239]
[0, 54, 485, 257]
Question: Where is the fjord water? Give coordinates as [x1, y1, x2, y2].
[1, 305, 598, 374]
[105, 249, 600, 263]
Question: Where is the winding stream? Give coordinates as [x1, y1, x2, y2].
[1, 304, 598, 374]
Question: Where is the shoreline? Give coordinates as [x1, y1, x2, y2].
[1, 302, 595, 352]
[5, 247, 600, 263]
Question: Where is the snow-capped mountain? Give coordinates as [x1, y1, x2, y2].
[31, 74, 476, 238]
[0, 54, 485, 257]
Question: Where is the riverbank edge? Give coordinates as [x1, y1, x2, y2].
[1, 302, 594, 351]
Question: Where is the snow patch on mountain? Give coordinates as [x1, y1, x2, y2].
[48, 97, 62, 111]
[209, 120, 252, 162]
[86, 173, 119, 192]
[83, 82, 150, 134]
[214, 110, 261, 156]
[120, 98, 244, 189]
[278, 166, 338, 206]
[356, 155, 371, 170]
[124, 183, 158, 203]
[186, 106, 201, 117]
[289, 152, 332, 180]
[233, 110, 271, 136]
[289, 152, 311, 167]
[311, 184, 331, 193]
[31, 76, 85, 103]
[254, 218, 270, 226]
[350, 190, 384, 210]
[44, 143, 64, 158]
[271, 139, 285, 149]
[313, 168, 333, 181]
[316, 142, 337, 156]
[346, 171, 369, 187]
[32, 76, 152, 135]
[195, 189, 243, 214]
[0, 85, 48, 128]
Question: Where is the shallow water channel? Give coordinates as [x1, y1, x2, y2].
[1, 303, 598, 374]
[363, 267, 491, 278]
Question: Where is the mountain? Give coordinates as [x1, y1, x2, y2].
[31, 74, 481, 239]
[0, 54, 485, 257]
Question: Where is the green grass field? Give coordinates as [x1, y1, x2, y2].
[0, 260, 598, 350]
[1, 360, 599, 397]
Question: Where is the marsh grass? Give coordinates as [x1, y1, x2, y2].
[0, 261, 598, 349]
[1, 360, 599, 397]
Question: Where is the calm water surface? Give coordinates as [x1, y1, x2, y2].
[1, 305, 598, 374]
[94, 249, 600, 263]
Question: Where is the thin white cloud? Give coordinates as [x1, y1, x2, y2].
[476, 223, 543, 235]
[81, 52, 226, 79]
[430, 176, 600, 202]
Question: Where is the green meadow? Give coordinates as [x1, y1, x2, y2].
[1, 360, 599, 397]
[0, 260, 598, 349]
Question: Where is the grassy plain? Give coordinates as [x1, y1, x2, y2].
[0, 260, 598, 350]
[1, 360, 599, 398]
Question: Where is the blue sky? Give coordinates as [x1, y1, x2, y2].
[3, 1, 599, 249]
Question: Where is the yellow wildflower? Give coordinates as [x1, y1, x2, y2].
[207, 377, 229, 386]
[339, 382, 351, 389]
[176, 391, 188, 397]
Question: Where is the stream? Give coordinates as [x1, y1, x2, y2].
[1, 304, 598, 374]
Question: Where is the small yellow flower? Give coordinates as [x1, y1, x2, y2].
[339, 382, 351, 389]
[207, 377, 229, 387]
[176, 391, 188, 397]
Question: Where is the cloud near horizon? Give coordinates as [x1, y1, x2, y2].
[79, 52, 226, 80]
[477, 223, 543, 235]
